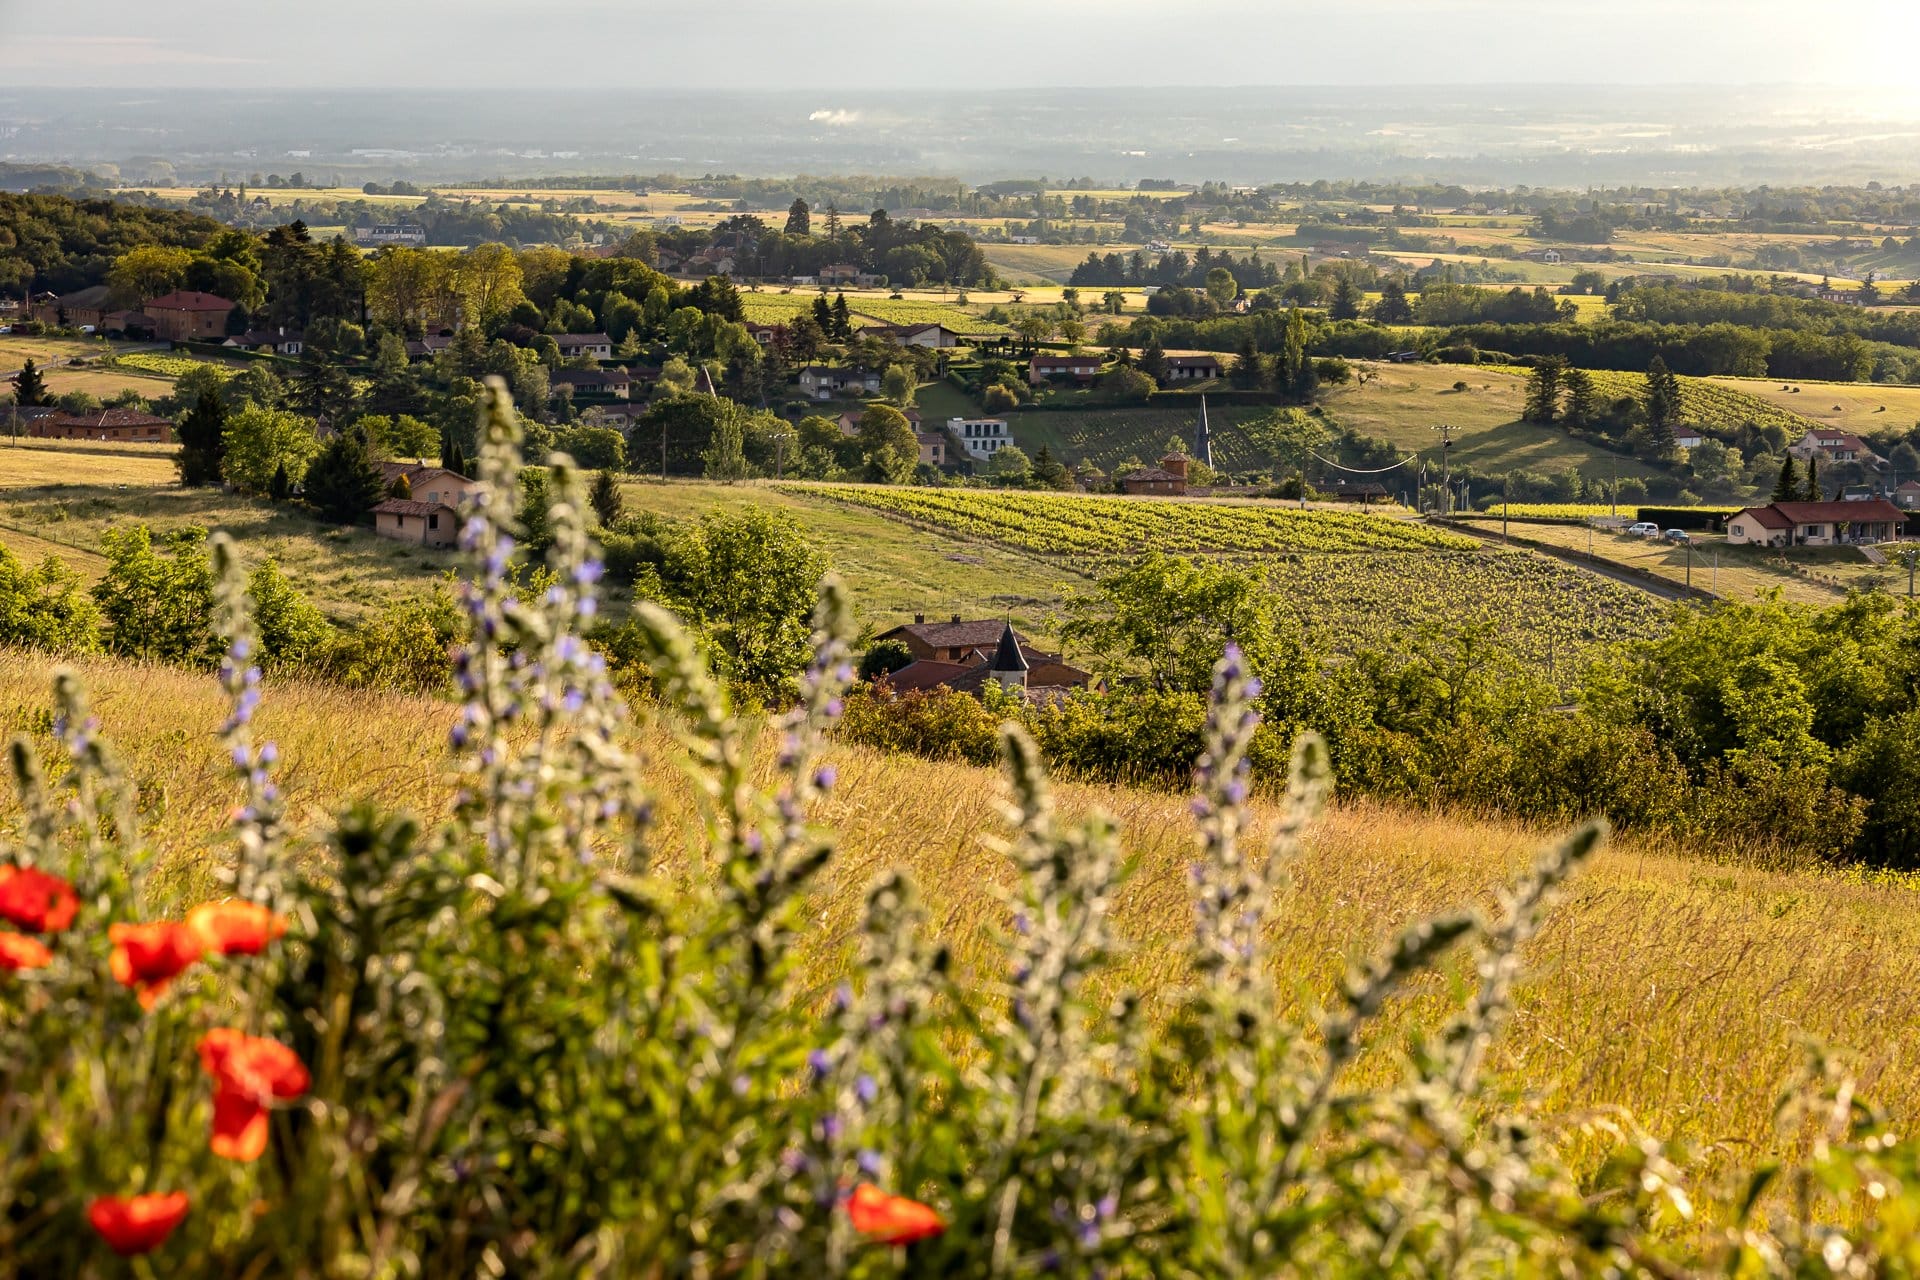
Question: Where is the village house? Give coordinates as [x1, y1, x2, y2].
[1120, 453, 1190, 497]
[405, 335, 456, 361]
[371, 499, 459, 549]
[1896, 480, 1920, 511]
[1673, 426, 1706, 450]
[872, 617, 1094, 701]
[1725, 499, 1905, 548]
[553, 333, 614, 361]
[818, 264, 863, 286]
[745, 322, 783, 347]
[1789, 428, 1876, 465]
[32, 285, 114, 330]
[223, 327, 305, 356]
[916, 432, 948, 466]
[101, 310, 156, 338]
[1161, 354, 1223, 382]
[1029, 352, 1104, 386]
[836, 408, 922, 434]
[947, 416, 1012, 461]
[28, 408, 174, 443]
[377, 462, 483, 509]
[551, 367, 633, 398]
[351, 224, 428, 247]
[798, 366, 883, 400]
[144, 290, 235, 342]
[863, 323, 965, 349]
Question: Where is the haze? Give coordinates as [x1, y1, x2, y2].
[6, 0, 1920, 95]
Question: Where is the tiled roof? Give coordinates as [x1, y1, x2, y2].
[373, 499, 457, 517]
[879, 619, 1032, 651]
[144, 290, 234, 312]
[1771, 499, 1904, 523]
[45, 409, 172, 428]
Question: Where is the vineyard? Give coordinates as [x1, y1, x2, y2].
[1574, 368, 1819, 438]
[109, 353, 234, 381]
[738, 293, 1009, 335]
[782, 484, 1476, 555]
[1474, 503, 1742, 521]
[1013, 406, 1277, 474]
[1268, 548, 1672, 678]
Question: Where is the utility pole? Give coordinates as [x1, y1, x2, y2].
[1502, 473, 1510, 544]
[661, 420, 669, 480]
[1428, 424, 1455, 515]
[1686, 541, 1693, 591]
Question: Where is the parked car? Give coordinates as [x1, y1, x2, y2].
[1664, 529, 1692, 544]
[1627, 521, 1661, 537]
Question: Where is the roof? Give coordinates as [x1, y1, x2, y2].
[377, 462, 472, 485]
[1123, 468, 1185, 484]
[1805, 429, 1871, 449]
[989, 621, 1029, 673]
[44, 409, 172, 429]
[880, 660, 977, 694]
[143, 290, 235, 312]
[551, 368, 630, 385]
[1164, 354, 1222, 367]
[878, 618, 1033, 651]
[228, 328, 303, 345]
[553, 333, 612, 347]
[1735, 506, 1794, 529]
[1771, 499, 1905, 524]
[1898, 481, 1920, 492]
[52, 285, 112, 309]
[1032, 353, 1101, 366]
[372, 498, 458, 517]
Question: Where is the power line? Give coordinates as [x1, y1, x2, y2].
[1305, 450, 1418, 476]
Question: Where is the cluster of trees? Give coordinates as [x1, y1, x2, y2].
[846, 552, 1920, 866]
[1068, 246, 1281, 291]
[0, 192, 223, 296]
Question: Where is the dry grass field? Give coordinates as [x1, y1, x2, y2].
[5, 651, 1920, 1196]
[0, 443, 178, 489]
[1704, 375, 1920, 434]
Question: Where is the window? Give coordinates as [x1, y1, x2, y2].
[429, 513, 440, 530]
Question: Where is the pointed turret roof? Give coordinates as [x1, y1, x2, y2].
[989, 621, 1028, 673]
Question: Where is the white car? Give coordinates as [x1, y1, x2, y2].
[1627, 521, 1661, 537]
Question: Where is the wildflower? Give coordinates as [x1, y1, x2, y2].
[187, 900, 288, 957]
[109, 922, 207, 1009]
[0, 865, 79, 933]
[0, 932, 53, 971]
[197, 1029, 311, 1162]
[846, 1184, 945, 1246]
[87, 1191, 190, 1256]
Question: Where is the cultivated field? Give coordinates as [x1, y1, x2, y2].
[7, 651, 1920, 1199]
[1703, 375, 1920, 434]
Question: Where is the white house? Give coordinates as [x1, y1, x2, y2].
[1673, 427, 1706, 450]
[948, 417, 1012, 461]
[1725, 499, 1905, 548]
[553, 333, 614, 360]
[798, 366, 883, 400]
[1541, 249, 1563, 264]
[1789, 429, 1875, 464]
[352, 224, 427, 247]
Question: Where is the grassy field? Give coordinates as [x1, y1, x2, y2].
[8, 650, 1920, 1197]
[0, 443, 178, 488]
[1704, 375, 1920, 434]
[1460, 520, 1905, 604]
[0, 334, 120, 369]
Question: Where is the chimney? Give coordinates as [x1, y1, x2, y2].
[951, 613, 962, 624]
[1160, 453, 1189, 480]
[914, 613, 925, 625]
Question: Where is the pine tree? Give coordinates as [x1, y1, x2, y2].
[12, 358, 49, 408]
[1231, 333, 1265, 389]
[823, 202, 841, 240]
[1372, 278, 1413, 324]
[1523, 357, 1566, 424]
[302, 428, 387, 523]
[589, 469, 624, 526]
[831, 293, 853, 341]
[1329, 277, 1363, 322]
[174, 390, 229, 487]
[1561, 367, 1596, 426]
[1771, 456, 1801, 503]
[268, 461, 291, 502]
[1139, 340, 1169, 384]
[1643, 356, 1681, 429]
[785, 197, 811, 238]
[1804, 456, 1822, 502]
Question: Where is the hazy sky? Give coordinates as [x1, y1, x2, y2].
[6, 0, 1920, 94]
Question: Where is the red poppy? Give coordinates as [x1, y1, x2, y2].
[197, 1029, 310, 1162]
[0, 865, 78, 934]
[87, 1191, 190, 1256]
[187, 900, 287, 956]
[109, 922, 206, 1010]
[0, 932, 53, 972]
[846, 1183, 946, 1246]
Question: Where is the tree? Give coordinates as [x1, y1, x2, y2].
[659, 507, 828, 703]
[1561, 367, 1596, 426]
[1643, 355, 1681, 428]
[552, 424, 628, 471]
[1247, 406, 1331, 489]
[222, 406, 320, 494]
[292, 342, 357, 424]
[107, 245, 193, 307]
[1139, 340, 1169, 384]
[988, 445, 1032, 486]
[854, 404, 918, 484]
[785, 197, 811, 238]
[881, 364, 918, 407]
[1231, 334, 1266, 389]
[0, 544, 100, 653]
[269, 461, 292, 502]
[831, 293, 854, 341]
[1523, 356, 1567, 424]
[451, 242, 526, 331]
[92, 526, 218, 666]
[248, 558, 330, 668]
[302, 428, 387, 523]
[1371, 278, 1413, 323]
[174, 389, 228, 487]
[1031, 444, 1072, 490]
[589, 470, 624, 526]
[1804, 456, 1822, 502]
[702, 411, 752, 483]
[1771, 456, 1801, 503]
[1063, 551, 1292, 694]
[367, 246, 447, 334]
[1101, 365, 1156, 403]
[857, 638, 915, 682]
[1205, 267, 1238, 310]
[1329, 277, 1364, 322]
[11, 358, 48, 408]
[1274, 307, 1318, 400]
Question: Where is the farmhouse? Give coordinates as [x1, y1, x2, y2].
[1789, 429, 1875, 464]
[144, 290, 235, 342]
[551, 367, 633, 398]
[1120, 453, 1190, 497]
[863, 323, 965, 349]
[102, 310, 156, 338]
[873, 617, 1094, 701]
[798, 366, 883, 399]
[1162, 355, 1223, 382]
[371, 499, 458, 549]
[1029, 353, 1104, 386]
[352, 224, 427, 247]
[28, 408, 174, 443]
[377, 462, 482, 509]
[553, 333, 614, 360]
[32, 284, 113, 330]
[1673, 427, 1706, 450]
[223, 327, 305, 356]
[1725, 499, 1905, 548]
[947, 416, 1012, 461]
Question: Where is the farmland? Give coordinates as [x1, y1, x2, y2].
[737, 291, 1009, 334]
[784, 483, 1476, 556]
[1701, 375, 1920, 435]
[1575, 368, 1821, 437]
[0, 442, 177, 489]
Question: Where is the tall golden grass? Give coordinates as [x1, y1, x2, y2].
[5, 650, 1918, 1189]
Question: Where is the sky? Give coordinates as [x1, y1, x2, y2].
[5, 0, 1920, 95]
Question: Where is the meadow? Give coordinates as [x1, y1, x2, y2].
[737, 291, 1009, 335]
[1703, 374, 1920, 435]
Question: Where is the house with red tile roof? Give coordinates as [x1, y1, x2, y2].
[1726, 499, 1905, 547]
[29, 408, 174, 443]
[144, 290, 236, 342]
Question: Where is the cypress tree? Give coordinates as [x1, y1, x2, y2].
[1523, 357, 1566, 424]
[11, 358, 48, 407]
[1803, 457, 1822, 502]
[1772, 456, 1800, 503]
[831, 293, 853, 341]
[175, 390, 229, 487]
[268, 460, 291, 502]
[589, 468, 624, 526]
